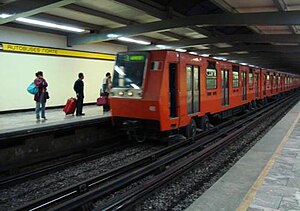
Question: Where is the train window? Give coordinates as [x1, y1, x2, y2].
[113, 52, 148, 89]
[194, 66, 199, 91]
[186, 66, 192, 91]
[232, 71, 239, 88]
[206, 68, 217, 89]
[150, 61, 161, 71]
[249, 73, 253, 86]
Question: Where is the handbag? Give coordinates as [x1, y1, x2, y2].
[27, 82, 38, 95]
[45, 91, 50, 99]
[97, 96, 107, 106]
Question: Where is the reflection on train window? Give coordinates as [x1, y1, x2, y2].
[249, 73, 253, 86]
[194, 66, 199, 91]
[186, 66, 192, 91]
[232, 71, 239, 88]
[112, 52, 148, 89]
[206, 68, 217, 89]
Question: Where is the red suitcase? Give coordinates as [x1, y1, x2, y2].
[63, 98, 77, 115]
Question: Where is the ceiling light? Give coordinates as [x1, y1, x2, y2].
[0, 13, 11, 18]
[213, 57, 227, 61]
[16, 17, 85, 32]
[156, 44, 168, 49]
[200, 54, 209, 57]
[117, 37, 150, 45]
[189, 52, 198, 55]
[175, 48, 187, 52]
[107, 34, 120, 38]
[240, 63, 248, 66]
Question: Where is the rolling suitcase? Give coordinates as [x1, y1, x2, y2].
[63, 98, 77, 115]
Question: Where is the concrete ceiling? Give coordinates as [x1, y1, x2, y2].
[1, 0, 300, 73]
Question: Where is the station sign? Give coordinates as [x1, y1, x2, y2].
[1, 43, 116, 61]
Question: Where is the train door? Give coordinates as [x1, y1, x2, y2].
[169, 63, 177, 118]
[186, 65, 200, 114]
[255, 73, 259, 97]
[221, 70, 229, 106]
[270, 75, 273, 94]
[242, 71, 247, 101]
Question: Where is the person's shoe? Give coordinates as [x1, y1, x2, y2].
[42, 117, 47, 120]
[80, 113, 85, 116]
[36, 116, 40, 120]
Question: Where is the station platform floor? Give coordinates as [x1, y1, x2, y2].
[0, 105, 110, 137]
[186, 101, 300, 211]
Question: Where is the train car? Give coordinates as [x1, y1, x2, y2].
[109, 50, 299, 141]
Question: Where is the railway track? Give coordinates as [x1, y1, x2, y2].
[14, 92, 300, 211]
[0, 138, 130, 188]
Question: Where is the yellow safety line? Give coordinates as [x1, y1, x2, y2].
[236, 111, 300, 211]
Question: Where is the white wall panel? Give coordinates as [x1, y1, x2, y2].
[0, 52, 114, 111]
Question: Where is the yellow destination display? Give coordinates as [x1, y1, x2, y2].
[2, 43, 116, 61]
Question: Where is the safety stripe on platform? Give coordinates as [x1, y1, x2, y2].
[236, 112, 300, 211]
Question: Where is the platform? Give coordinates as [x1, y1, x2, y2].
[186, 101, 300, 211]
[0, 105, 110, 140]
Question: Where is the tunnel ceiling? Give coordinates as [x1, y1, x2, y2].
[1, 0, 300, 73]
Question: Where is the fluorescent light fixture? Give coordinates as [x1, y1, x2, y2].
[200, 54, 209, 57]
[107, 34, 120, 38]
[213, 57, 227, 61]
[0, 13, 11, 18]
[117, 37, 150, 45]
[240, 63, 248, 66]
[175, 48, 187, 52]
[0, 14, 85, 32]
[189, 52, 198, 55]
[18, 17, 85, 32]
[156, 44, 168, 49]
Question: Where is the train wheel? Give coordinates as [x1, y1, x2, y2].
[201, 115, 210, 131]
[133, 130, 146, 143]
[185, 119, 197, 140]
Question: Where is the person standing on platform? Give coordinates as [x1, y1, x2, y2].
[34, 71, 48, 120]
[73, 72, 85, 116]
[102, 72, 111, 112]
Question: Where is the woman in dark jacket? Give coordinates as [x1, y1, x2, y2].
[34, 71, 48, 120]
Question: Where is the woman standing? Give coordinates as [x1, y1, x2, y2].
[34, 71, 48, 120]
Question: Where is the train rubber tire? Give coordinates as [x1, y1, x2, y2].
[185, 119, 197, 140]
[201, 115, 210, 131]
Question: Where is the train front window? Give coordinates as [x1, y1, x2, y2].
[112, 52, 148, 89]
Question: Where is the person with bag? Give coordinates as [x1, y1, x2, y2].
[102, 72, 111, 112]
[34, 71, 49, 120]
[73, 73, 85, 116]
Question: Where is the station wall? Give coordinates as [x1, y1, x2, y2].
[0, 26, 127, 112]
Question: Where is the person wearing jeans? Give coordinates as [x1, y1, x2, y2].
[34, 71, 48, 120]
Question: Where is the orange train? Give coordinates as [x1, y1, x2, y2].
[109, 50, 300, 141]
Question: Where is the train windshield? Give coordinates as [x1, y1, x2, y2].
[112, 52, 148, 89]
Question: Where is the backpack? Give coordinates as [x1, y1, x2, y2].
[27, 82, 38, 95]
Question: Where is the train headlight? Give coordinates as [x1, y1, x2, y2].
[149, 106, 156, 111]
[128, 91, 134, 97]
[118, 91, 124, 96]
